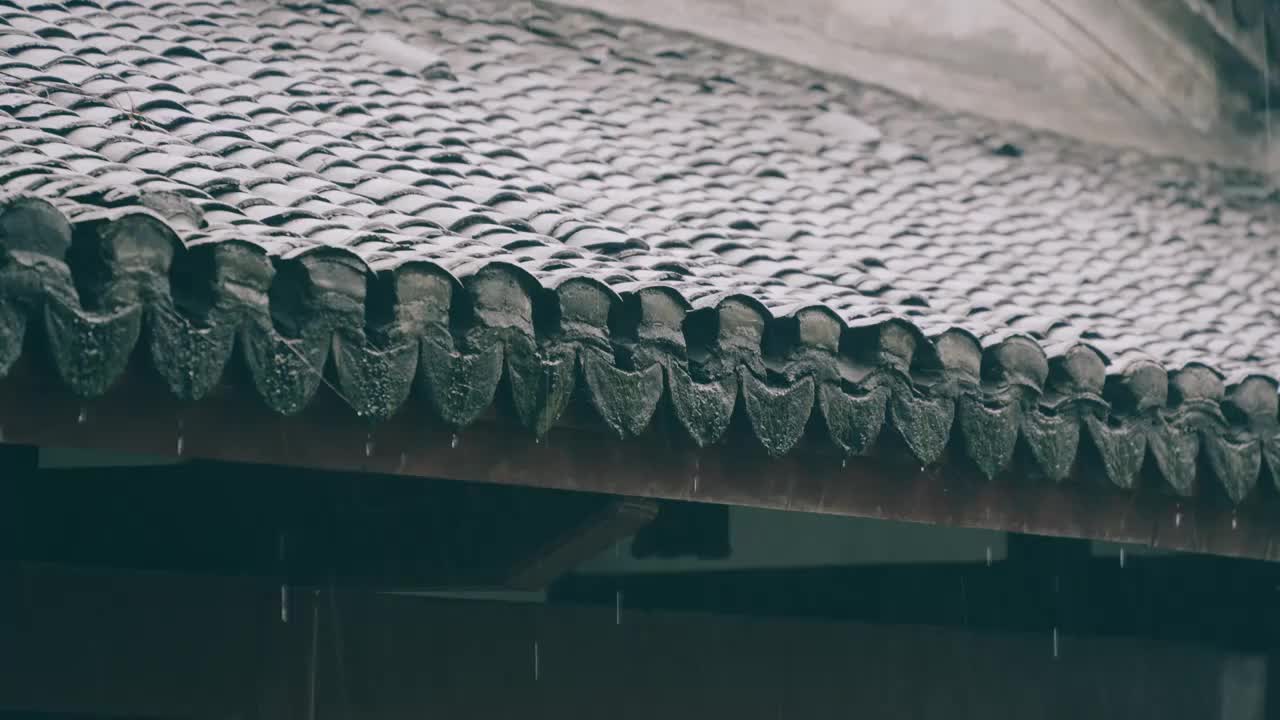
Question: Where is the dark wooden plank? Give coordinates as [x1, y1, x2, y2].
[0, 566, 1235, 720]
[1268, 649, 1280, 720]
[2, 460, 649, 588]
[0, 443, 36, 681]
[0, 568, 273, 718]
[0, 445, 35, 561]
[550, 543, 1280, 652]
[1264, 640, 1274, 712]
[2, 356, 1278, 561]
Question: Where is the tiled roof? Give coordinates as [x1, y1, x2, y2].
[0, 0, 1278, 500]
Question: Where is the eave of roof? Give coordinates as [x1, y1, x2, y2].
[0, 0, 1277, 513]
[3, 341, 1278, 561]
[1, 195, 1278, 506]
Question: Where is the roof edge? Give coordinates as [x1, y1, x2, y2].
[3, 197, 1278, 502]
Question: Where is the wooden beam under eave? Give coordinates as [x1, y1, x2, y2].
[505, 498, 658, 590]
[0, 444, 35, 557]
[2, 356, 1279, 562]
[4, 460, 652, 588]
[0, 442, 35, 637]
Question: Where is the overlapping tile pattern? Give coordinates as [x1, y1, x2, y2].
[0, 0, 1278, 499]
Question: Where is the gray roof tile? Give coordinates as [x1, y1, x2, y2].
[1, 0, 1278, 498]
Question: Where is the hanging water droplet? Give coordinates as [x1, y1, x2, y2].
[919, 466, 925, 473]
[841, 458, 847, 469]
[77, 406, 87, 424]
[450, 433, 460, 450]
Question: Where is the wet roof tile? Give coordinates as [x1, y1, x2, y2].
[1, 0, 1278, 498]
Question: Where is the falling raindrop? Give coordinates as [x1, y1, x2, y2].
[1119, 548, 1126, 568]
[985, 546, 992, 567]
[0, 425, 6, 443]
[692, 456, 701, 493]
[615, 590, 622, 625]
[1052, 627, 1059, 659]
[77, 406, 87, 424]
[1231, 513, 1238, 530]
[841, 458, 847, 469]
[450, 433, 460, 450]
[396, 452, 407, 473]
[533, 641, 540, 681]
[1174, 511, 1182, 528]
[176, 419, 185, 456]
[277, 531, 288, 623]
[364, 433, 374, 458]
